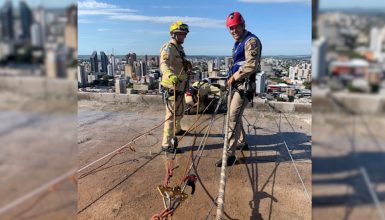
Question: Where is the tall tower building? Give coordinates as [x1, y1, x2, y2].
[90, 51, 98, 72]
[34, 6, 46, 44]
[100, 51, 108, 73]
[107, 64, 113, 76]
[134, 61, 141, 80]
[312, 37, 327, 79]
[370, 27, 380, 53]
[78, 65, 88, 87]
[31, 23, 43, 47]
[289, 66, 295, 80]
[140, 60, 147, 78]
[124, 64, 134, 79]
[109, 53, 115, 76]
[312, 0, 318, 39]
[1, 0, 14, 40]
[45, 44, 67, 78]
[256, 72, 266, 95]
[207, 60, 213, 73]
[19, 1, 32, 40]
[65, 5, 77, 57]
[214, 57, 220, 70]
[224, 57, 233, 73]
[125, 53, 137, 65]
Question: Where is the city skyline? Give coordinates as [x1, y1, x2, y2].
[78, 0, 311, 56]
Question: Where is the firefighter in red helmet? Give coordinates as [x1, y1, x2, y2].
[216, 12, 262, 167]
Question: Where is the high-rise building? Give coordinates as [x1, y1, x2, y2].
[78, 65, 88, 87]
[107, 64, 113, 76]
[155, 56, 159, 67]
[0, 40, 14, 61]
[370, 27, 385, 61]
[45, 44, 67, 78]
[289, 66, 295, 80]
[115, 78, 127, 94]
[255, 72, 266, 95]
[125, 53, 137, 65]
[312, 37, 327, 79]
[370, 27, 381, 54]
[109, 53, 115, 76]
[214, 57, 220, 70]
[90, 51, 98, 72]
[124, 63, 134, 79]
[1, 0, 14, 40]
[34, 6, 46, 43]
[100, 52, 108, 73]
[31, 23, 43, 47]
[65, 4, 77, 57]
[140, 60, 147, 78]
[133, 61, 141, 80]
[207, 60, 213, 73]
[312, 0, 318, 39]
[19, 1, 32, 40]
[224, 57, 233, 73]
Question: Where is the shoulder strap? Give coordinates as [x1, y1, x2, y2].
[169, 42, 186, 59]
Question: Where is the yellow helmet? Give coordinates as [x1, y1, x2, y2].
[170, 21, 189, 34]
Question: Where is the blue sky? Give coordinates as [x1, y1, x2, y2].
[0, 0, 76, 8]
[320, 0, 385, 9]
[78, 0, 311, 56]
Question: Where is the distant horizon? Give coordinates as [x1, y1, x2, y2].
[78, 54, 311, 58]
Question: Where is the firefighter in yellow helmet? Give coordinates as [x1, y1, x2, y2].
[160, 21, 193, 153]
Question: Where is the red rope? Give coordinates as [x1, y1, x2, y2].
[163, 160, 173, 187]
[150, 208, 174, 220]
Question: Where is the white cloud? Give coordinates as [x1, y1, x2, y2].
[109, 15, 224, 28]
[78, 19, 92, 24]
[78, 0, 117, 9]
[79, 8, 136, 16]
[97, 28, 110, 31]
[151, 5, 216, 9]
[238, 0, 310, 3]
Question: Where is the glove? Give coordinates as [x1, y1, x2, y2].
[169, 75, 179, 85]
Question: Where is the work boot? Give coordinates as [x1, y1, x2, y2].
[161, 146, 182, 154]
[175, 129, 190, 136]
[236, 143, 249, 150]
[215, 155, 237, 167]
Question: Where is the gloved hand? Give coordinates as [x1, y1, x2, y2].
[169, 75, 179, 85]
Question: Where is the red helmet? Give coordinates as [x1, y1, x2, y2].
[226, 12, 245, 28]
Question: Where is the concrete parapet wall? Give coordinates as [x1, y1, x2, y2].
[78, 92, 312, 113]
[313, 92, 385, 114]
[0, 76, 76, 98]
[78, 92, 164, 105]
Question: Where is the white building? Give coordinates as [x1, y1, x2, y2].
[312, 37, 327, 79]
[255, 71, 266, 95]
[109, 54, 115, 76]
[0, 41, 15, 61]
[107, 64, 113, 76]
[31, 23, 43, 47]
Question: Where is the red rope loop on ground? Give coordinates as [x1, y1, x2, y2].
[163, 160, 174, 187]
[150, 208, 174, 220]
